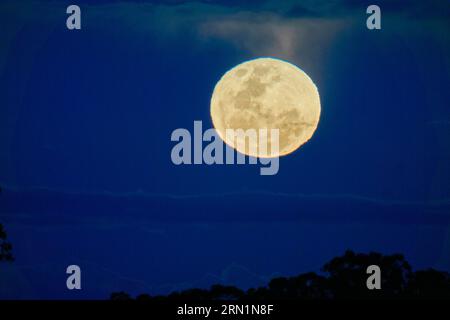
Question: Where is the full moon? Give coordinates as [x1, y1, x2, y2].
[210, 57, 321, 158]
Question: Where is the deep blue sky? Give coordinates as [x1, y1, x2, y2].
[0, 0, 450, 299]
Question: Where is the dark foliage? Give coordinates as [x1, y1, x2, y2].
[110, 291, 133, 300]
[0, 223, 14, 262]
[1, 187, 14, 262]
[111, 251, 450, 300]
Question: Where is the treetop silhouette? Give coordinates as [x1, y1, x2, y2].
[111, 251, 450, 300]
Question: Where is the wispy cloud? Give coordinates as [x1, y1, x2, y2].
[198, 12, 347, 68]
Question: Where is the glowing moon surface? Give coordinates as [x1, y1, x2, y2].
[210, 57, 321, 157]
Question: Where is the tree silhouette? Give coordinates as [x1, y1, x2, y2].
[322, 250, 412, 298]
[406, 269, 450, 299]
[136, 294, 152, 301]
[110, 250, 450, 300]
[168, 288, 211, 301]
[0, 223, 14, 262]
[1, 186, 14, 262]
[110, 291, 133, 300]
[209, 284, 245, 300]
[246, 272, 330, 299]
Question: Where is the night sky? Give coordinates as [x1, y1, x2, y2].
[1, 0, 450, 299]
